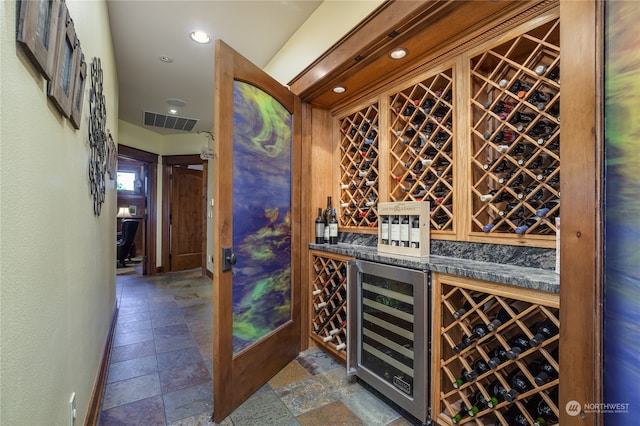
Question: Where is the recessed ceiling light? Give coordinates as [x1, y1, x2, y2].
[167, 98, 187, 107]
[390, 48, 408, 60]
[169, 109, 178, 115]
[190, 31, 211, 44]
[159, 56, 173, 63]
[333, 86, 346, 94]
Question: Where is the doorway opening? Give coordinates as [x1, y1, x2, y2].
[117, 145, 159, 275]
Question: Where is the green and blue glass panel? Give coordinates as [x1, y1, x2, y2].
[231, 81, 293, 354]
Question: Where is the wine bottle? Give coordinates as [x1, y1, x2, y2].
[480, 189, 514, 203]
[390, 216, 400, 246]
[498, 203, 522, 218]
[535, 199, 560, 217]
[410, 216, 420, 248]
[453, 294, 484, 319]
[487, 300, 528, 331]
[315, 208, 325, 244]
[501, 404, 529, 426]
[380, 216, 390, 245]
[527, 89, 552, 106]
[529, 319, 559, 347]
[482, 217, 507, 233]
[546, 65, 560, 83]
[509, 111, 537, 131]
[328, 208, 338, 245]
[323, 196, 332, 243]
[484, 99, 514, 115]
[468, 391, 497, 416]
[451, 403, 471, 424]
[483, 158, 515, 174]
[399, 216, 410, 247]
[463, 357, 491, 382]
[500, 78, 532, 95]
[453, 322, 491, 353]
[488, 345, 510, 369]
[532, 356, 559, 386]
[532, 388, 559, 426]
[514, 216, 542, 234]
[503, 369, 533, 402]
[416, 97, 436, 114]
[506, 333, 530, 359]
[487, 379, 508, 404]
[528, 120, 558, 138]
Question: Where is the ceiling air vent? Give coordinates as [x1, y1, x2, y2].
[143, 111, 198, 132]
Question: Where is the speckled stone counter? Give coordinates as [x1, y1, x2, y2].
[309, 242, 559, 294]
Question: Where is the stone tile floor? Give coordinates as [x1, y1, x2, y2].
[98, 269, 414, 426]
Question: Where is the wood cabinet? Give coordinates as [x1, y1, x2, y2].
[333, 7, 560, 248]
[432, 272, 559, 425]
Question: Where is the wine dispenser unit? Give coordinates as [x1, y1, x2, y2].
[347, 259, 430, 424]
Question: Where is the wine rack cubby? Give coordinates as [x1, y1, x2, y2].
[309, 250, 354, 362]
[433, 273, 559, 426]
[389, 69, 455, 233]
[469, 16, 560, 240]
[338, 103, 380, 228]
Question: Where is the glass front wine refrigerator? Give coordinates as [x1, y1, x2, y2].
[347, 259, 431, 424]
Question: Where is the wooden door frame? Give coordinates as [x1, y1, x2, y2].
[161, 154, 207, 273]
[117, 145, 158, 275]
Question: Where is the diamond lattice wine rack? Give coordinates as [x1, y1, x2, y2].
[435, 274, 560, 425]
[338, 103, 380, 229]
[469, 16, 560, 241]
[389, 69, 455, 234]
[309, 251, 352, 361]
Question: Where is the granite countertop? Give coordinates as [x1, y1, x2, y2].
[309, 243, 559, 294]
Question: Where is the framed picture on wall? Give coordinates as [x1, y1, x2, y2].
[47, 1, 78, 118]
[69, 52, 87, 129]
[16, 0, 61, 80]
[128, 205, 138, 216]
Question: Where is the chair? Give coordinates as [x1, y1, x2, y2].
[117, 220, 139, 267]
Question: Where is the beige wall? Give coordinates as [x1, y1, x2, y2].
[0, 0, 119, 424]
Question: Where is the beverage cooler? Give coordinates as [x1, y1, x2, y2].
[347, 259, 431, 424]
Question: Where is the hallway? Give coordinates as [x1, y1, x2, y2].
[98, 269, 414, 425]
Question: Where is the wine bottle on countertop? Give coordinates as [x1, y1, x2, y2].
[328, 208, 338, 245]
[323, 196, 332, 243]
[315, 208, 325, 244]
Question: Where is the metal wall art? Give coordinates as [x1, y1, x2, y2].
[88, 57, 107, 216]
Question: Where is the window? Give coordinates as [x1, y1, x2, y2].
[116, 171, 136, 191]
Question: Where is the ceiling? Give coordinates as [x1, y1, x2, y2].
[106, 0, 323, 136]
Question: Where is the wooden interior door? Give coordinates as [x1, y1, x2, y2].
[170, 166, 203, 271]
[212, 39, 301, 422]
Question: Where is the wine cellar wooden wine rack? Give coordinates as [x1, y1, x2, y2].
[339, 103, 380, 228]
[309, 250, 354, 361]
[469, 16, 560, 239]
[334, 9, 560, 247]
[433, 273, 559, 425]
[389, 68, 455, 233]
